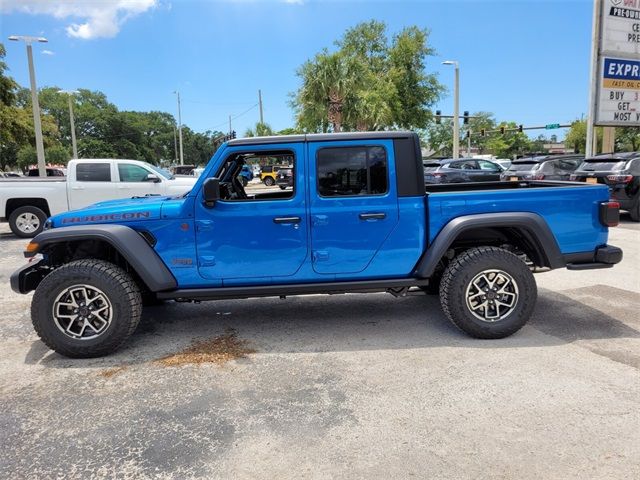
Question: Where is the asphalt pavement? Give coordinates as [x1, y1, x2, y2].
[0, 217, 638, 479]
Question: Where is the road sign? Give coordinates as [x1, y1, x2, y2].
[601, 0, 640, 57]
[545, 123, 561, 129]
[596, 56, 640, 126]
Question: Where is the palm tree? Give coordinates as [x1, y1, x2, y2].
[244, 122, 274, 137]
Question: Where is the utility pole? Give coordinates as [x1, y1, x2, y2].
[173, 91, 184, 165]
[443, 60, 460, 159]
[585, 0, 602, 158]
[229, 115, 232, 134]
[172, 125, 178, 163]
[58, 90, 79, 159]
[9, 35, 48, 176]
[258, 89, 264, 124]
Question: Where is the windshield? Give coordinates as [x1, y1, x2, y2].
[578, 160, 627, 172]
[144, 162, 174, 180]
[507, 162, 540, 172]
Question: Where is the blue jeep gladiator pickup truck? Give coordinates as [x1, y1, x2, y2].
[11, 132, 623, 358]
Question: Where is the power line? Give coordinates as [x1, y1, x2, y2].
[209, 103, 259, 130]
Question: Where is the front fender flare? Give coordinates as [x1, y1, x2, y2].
[24, 224, 177, 292]
[413, 212, 564, 278]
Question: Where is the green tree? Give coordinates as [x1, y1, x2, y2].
[245, 122, 275, 137]
[466, 112, 497, 154]
[291, 21, 443, 133]
[485, 122, 531, 158]
[615, 127, 640, 151]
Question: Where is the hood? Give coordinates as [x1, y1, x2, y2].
[50, 196, 166, 228]
[167, 176, 198, 187]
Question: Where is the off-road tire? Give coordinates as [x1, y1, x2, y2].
[31, 259, 142, 358]
[263, 177, 275, 186]
[241, 177, 248, 187]
[439, 246, 536, 339]
[9, 205, 47, 238]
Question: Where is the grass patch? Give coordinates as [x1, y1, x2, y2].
[155, 328, 256, 367]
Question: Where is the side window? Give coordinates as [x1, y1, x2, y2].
[459, 161, 478, 170]
[317, 146, 387, 197]
[118, 163, 152, 182]
[217, 150, 295, 202]
[557, 159, 579, 171]
[447, 162, 462, 169]
[75, 163, 111, 182]
[478, 160, 500, 171]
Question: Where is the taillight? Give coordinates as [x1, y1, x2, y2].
[606, 175, 633, 183]
[569, 174, 578, 181]
[533, 174, 545, 180]
[599, 201, 620, 227]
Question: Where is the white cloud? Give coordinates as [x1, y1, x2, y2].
[41, 50, 55, 55]
[1, 0, 159, 40]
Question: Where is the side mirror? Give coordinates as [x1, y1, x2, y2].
[203, 177, 220, 207]
[146, 173, 160, 183]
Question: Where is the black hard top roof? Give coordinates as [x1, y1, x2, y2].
[513, 153, 584, 163]
[584, 151, 640, 161]
[226, 131, 417, 146]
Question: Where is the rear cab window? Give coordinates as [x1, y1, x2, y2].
[75, 163, 112, 182]
[316, 146, 388, 197]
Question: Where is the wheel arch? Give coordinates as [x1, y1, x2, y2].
[6, 197, 51, 218]
[23, 225, 177, 293]
[413, 212, 564, 278]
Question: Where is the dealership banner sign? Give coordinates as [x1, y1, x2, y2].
[595, 0, 640, 126]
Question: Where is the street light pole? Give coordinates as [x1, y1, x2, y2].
[173, 91, 184, 165]
[443, 60, 460, 159]
[9, 35, 48, 176]
[58, 90, 79, 159]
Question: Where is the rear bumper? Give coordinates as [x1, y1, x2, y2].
[564, 245, 623, 270]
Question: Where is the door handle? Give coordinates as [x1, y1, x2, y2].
[71, 186, 85, 190]
[359, 213, 386, 220]
[273, 216, 301, 224]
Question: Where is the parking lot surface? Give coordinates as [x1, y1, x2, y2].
[1, 218, 638, 479]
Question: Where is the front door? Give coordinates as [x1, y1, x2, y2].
[308, 140, 399, 275]
[195, 144, 307, 282]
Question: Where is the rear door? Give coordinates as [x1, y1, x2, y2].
[68, 162, 117, 210]
[477, 160, 503, 181]
[308, 140, 399, 275]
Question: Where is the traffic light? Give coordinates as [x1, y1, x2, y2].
[481, 129, 486, 137]
[500, 126, 505, 135]
[465, 130, 470, 139]
[463, 111, 469, 125]
[435, 110, 441, 124]
[518, 124, 523, 132]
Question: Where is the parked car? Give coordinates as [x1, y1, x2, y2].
[170, 165, 196, 176]
[0, 158, 197, 238]
[276, 167, 294, 189]
[493, 158, 512, 170]
[424, 158, 504, 184]
[260, 165, 286, 186]
[501, 154, 583, 182]
[570, 152, 640, 221]
[0, 172, 21, 178]
[27, 167, 65, 177]
[239, 165, 254, 186]
[10, 131, 622, 358]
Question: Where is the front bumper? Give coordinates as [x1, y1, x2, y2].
[10, 258, 49, 294]
[565, 245, 623, 270]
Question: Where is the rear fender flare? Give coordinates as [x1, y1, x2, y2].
[413, 212, 564, 278]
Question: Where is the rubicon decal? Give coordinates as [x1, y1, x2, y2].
[62, 212, 151, 224]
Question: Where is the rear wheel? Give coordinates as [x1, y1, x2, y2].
[241, 177, 248, 187]
[9, 205, 47, 238]
[264, 177, 275, 186]
[439, 246, 536, 339]
[31, 259, 142, 358]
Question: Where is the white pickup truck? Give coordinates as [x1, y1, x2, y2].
[0, 159, 196, 237]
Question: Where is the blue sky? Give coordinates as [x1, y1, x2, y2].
[2, 0, 594, 137]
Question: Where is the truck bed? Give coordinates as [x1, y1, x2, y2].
[425, 180, 589, 193]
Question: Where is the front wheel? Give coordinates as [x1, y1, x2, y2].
[629, 201, 640, 222]
[263, 177, 275, 186]
[31, 259, 142, 358]
[8, 205, 47, 238]
[439, 246, 536, 339]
